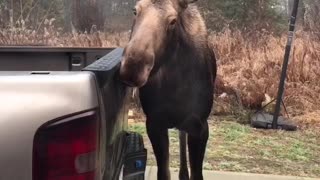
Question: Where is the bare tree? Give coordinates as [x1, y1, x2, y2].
[304, 0, 320, 33]
[288, 0, 294, 17]
[63, 0, 72, 32]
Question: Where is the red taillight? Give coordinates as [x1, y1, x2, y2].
[33, 111, 99, 180]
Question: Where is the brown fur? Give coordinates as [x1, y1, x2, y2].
[179, 5, 207, 44]
[119, 1, 217, 180]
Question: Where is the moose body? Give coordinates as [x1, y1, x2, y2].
[119, 0, 217, 179]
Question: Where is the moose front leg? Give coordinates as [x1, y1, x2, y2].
[188, 122, 209, 180]
[146, 119, 170, 180]
[179, 131, 189, 180]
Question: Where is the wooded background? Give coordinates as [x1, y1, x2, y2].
[0, 0, 320, 127]
[0, 0, 319, 34]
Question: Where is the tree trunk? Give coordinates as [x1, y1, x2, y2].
[70, 0, 104, 32]
[288, 0, 294, 18]
[71, 0, 79, 31]
[63, 0, 72, 32]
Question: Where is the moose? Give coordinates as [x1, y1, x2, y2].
[119, 0, 217, 179]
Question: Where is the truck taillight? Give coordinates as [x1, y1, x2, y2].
[33, 111, 100, 180]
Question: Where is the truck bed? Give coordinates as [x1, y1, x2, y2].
[0, 46, 115, 71]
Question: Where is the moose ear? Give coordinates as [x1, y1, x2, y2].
[179, 0, 198, 8]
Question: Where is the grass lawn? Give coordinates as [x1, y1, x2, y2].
[129, 116, 320, 178]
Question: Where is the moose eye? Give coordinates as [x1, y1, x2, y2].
[133, 8, 137, 16]
[169, 19, 177, 26]
[168, 18, 177, 29]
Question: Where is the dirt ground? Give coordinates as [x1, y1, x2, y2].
[128, 109, 320, 178]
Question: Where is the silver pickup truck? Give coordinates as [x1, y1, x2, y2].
[0, 47, 147, 180]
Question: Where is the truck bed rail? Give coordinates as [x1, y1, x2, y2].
[0, 46, 116, 71]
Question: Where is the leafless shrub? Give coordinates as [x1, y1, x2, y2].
[1, 25, 319, 127]
[211, 29, 320, 127]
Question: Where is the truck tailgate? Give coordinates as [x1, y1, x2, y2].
[0, 71, 99, 180]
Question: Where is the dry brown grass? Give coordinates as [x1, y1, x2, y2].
[0, 22, 129, 47]
[1, 26, 319, 128]
[210, 29, 320, 128]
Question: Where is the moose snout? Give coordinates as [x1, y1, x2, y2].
[119, 50, 154, 88]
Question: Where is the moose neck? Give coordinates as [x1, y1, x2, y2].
[159, 16, 207, 67]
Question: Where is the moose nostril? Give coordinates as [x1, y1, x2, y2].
[142, 52, 154, 64]
[119, 61, 126, 74]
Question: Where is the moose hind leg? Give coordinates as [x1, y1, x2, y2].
[188, 122, 209, 180]
[146, 120, 170, 180]
[179, 131, 189, 180]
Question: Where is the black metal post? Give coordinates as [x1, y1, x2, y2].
[272, 0, 300, 129]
